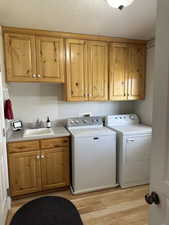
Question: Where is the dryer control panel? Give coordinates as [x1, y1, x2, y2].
[105, 114, 140, 127]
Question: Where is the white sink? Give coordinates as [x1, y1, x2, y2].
[23, 128, 54, 137]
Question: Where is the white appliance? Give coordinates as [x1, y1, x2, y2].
[67, 117, 117, 194]
[105, 114, 152, 188]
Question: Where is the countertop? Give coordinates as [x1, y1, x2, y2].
[7, 127, 70, 143]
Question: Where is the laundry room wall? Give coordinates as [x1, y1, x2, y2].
[134, 40, 155, 125]
[7, 83, 134, 123]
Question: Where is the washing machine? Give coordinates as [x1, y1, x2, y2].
[67, 116, 117, 194]
[105, 114, 152, 188]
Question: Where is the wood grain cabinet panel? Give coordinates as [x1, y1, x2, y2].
[9, 151, 41, 196]
[8, 140, 39, 153]
[36, 36, 65, 82]
[87, 41, 108, 101]
[41, 148, 69, 190]
[66, 39, 87, 101]
[109, 43, 128, 101]
[109, 43, 146, 101]
[128, 45, 146, 100]
[65, 39, 108, 101]
[4, 33, 65, 83]
[40, 137, 69, 149]
[4, 33, 36, 82]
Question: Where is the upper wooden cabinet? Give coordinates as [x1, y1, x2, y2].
[4, 33, 65, 82]
[36, 36, 64, 82]
[3, 27, 146, 101]
[4, 33, 36, 82]
[109, 43, 146, 101]
[87, 41, 108, 101]
[128, 45, 146, 100]
[65, 39, 108, 101]
[66, 39, 87, 101]
[109, 43, 128, 101]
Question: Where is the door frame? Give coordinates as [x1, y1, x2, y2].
[0, 26, 11, 225]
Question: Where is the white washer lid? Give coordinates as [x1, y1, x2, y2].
[68, 127, 116, 137]
[108, 124, 152, 135]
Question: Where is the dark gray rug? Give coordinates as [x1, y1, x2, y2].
[10, 196, 83, 225]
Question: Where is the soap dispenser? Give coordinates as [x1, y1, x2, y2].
[46, 116, 51, 128]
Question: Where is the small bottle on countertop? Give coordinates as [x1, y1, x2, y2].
[46, 116, 51, 128]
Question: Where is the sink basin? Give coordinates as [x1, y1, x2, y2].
[23, 128, 54, 137]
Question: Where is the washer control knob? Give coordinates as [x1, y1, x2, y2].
[130, 115, 136, 120]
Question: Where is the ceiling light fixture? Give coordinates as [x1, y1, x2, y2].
[106, 0, 135, 10]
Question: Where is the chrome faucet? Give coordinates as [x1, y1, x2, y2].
[35, 119, 44, 128]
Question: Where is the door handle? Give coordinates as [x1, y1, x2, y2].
[127, 139, 135, 142]
[145, 192, 160, 205]
[93, 137, 99, 140]
[2, 128, 6, 137]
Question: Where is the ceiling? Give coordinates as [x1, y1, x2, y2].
[0, 0, 157, 40]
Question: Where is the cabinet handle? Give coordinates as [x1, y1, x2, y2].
[36, 155, 40, 159]
[41, 155, 45, 159]
[32, 74, 36, 78]
[37, 74, 41, 78]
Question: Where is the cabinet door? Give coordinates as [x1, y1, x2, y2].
[66, 39, 87, 101]
[128, 45, 146, 100]
[8, 151, 41, 196]
[41, 148, 69, 190]
[109, 43, 128, 101]
[4, 33, 36, 82]
[87, 41, 108, 101]
[36, 37, 65, 82]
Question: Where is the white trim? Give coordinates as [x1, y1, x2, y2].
[1, 197, 11, 225]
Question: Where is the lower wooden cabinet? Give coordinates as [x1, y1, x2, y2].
[8, 151, 42, 196]
[41, 148, 69, 190]
[8, 137, 70, 197]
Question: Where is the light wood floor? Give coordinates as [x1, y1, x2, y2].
[6, 185, 149, 225]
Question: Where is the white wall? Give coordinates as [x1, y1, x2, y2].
[8, 83, 134, 123]
[134, 41, 155, 125]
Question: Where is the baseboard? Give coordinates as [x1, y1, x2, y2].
[2, 197, 11, 225]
